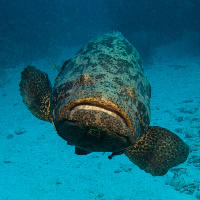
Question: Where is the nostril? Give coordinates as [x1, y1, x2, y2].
[90, 79, 96, 84]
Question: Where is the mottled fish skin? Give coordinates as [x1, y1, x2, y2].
[51, 32, 151, 152]
[19, 32, 189, 176]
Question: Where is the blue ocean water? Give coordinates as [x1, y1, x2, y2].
[0, 1, 200, 199]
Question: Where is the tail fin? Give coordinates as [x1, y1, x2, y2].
[125, 126, 189, 176]
[19, 66, 52, 122]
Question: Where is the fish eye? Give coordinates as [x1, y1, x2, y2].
[125, 87, 137, 98]
[79, 76, 83, 82]
[131, 87, 137, 97]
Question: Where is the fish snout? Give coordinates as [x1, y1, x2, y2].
[53, 100, 135, 152]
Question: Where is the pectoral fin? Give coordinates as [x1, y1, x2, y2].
[125, 126, 189, 176]
[19, 66, 52, 122]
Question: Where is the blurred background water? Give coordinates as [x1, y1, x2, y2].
[0, 0, 199, 69]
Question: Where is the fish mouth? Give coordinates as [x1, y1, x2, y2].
[56, 97, 132, 131]
[53, 95, 137, 152]
[64, 102, 128, 126]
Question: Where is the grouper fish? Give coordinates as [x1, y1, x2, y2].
[19, 32, 189, 176]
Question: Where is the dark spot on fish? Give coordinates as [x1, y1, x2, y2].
[116, 59, 132, 74]
[138, 82, 145, 95]
[95, 74, 106, 79]
[129, 72, 144, 82]
[138, 59, 143, 70]
[93, 50, 101, 54]
[73, 64, 84, 75]
[98, 53, 132, 74]
[51, 81, 75, 109]
[55, 59, 72, 84]
[99, 36, 116, 48]
[113, 77, 124, 87]
[122, 39, 134, 55]
[81, 41, 98, 55]
[98, 53, 114, 65]
[136, 100, 150, 134]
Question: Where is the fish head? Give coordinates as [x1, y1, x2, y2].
[50, 32, 151, 153]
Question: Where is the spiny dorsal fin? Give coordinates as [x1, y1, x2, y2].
[125, 126, 189, 176]
[19, 66, 52, 122]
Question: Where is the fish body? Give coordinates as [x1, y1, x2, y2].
[19, 32, 189, 176]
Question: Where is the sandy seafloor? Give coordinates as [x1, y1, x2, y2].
[0, 38, 200, 200]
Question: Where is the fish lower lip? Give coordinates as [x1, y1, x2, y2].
[54, 96, 134, 134]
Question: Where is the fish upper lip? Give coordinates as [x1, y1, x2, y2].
[53, 94, 137, 145]
[67, 102, 128, 126]
[53, 91, 135, 134]
[57, 99, 130, 129]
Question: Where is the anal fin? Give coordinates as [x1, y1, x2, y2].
[125, 126, 189, 176]
[19, 66, 52, 122]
